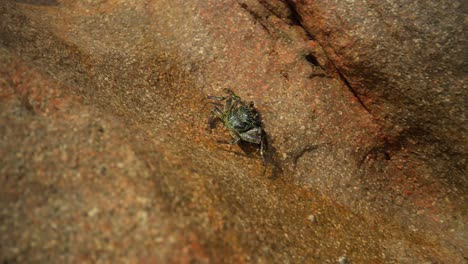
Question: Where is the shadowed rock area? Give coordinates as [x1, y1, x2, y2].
[0, 0, 466, 263]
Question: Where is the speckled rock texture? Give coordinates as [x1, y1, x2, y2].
[0, 0, 466, 263]
[288, 0, 466, 177]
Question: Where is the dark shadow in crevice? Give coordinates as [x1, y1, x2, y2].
[308, 73, 332, 79]
[304, 53, 320, 67]
[14, 0, 59, 6]
[284, 0, 315, 40]
[337, 71, 371, 114]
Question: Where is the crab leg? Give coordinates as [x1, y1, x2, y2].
[208, 106, 224, 129]
[260, 133, 268, 166]
[223, 97, 232, 113]
[206, 95, 227, 101]
[228, 131, 241, 144]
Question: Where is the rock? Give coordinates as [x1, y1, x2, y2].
[0, 0, 465, 263]
[290, 0, 466, 181]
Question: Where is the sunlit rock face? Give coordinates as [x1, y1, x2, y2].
[0, 0, 465, 263]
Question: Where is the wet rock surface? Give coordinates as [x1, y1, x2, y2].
[0, 0, 466, 263]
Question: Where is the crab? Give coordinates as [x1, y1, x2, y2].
[206, 89, 268, 166]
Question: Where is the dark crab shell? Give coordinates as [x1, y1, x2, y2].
[206, 89, 268, 166]
[226, 105, 260, 133]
